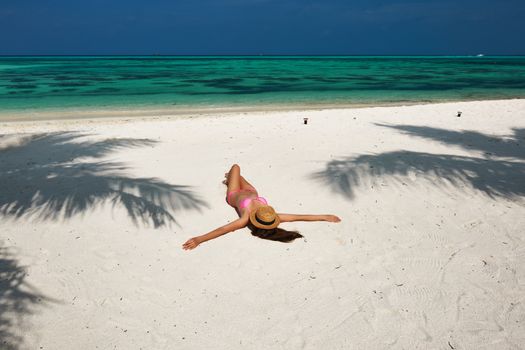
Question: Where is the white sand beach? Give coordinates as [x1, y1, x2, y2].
[1, 99, 525, 349]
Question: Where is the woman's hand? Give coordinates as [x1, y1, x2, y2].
[182, 237, 201, 250]
[325, 215, 341, 223]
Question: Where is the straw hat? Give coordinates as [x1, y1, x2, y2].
[249, 205, 280, 229]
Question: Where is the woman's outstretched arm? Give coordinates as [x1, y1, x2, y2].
[278, 213, 341, 223]
[182, 215, 249, 250]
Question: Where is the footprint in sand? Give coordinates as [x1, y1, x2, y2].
[400, 256, 445, 276]
[390, 285, 449, 314]
[426, 232, 450, 246]
[55, 273, 91, 305]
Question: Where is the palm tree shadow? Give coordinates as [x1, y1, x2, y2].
[312, 125, 525, 200]
[375, 124, 525, 159]
[0, 244, 52, 350]
[0, 132, 207, 227]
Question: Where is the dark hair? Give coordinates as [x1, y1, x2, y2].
[248, 222, 303, 243]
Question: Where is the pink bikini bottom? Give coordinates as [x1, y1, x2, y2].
[227, 189, 268, 209]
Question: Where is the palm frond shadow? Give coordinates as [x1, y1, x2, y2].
[1, 245, 52, 350]
[375, 124, 525, 159]
[0, 132, 207, 227]
[312, 126, 525, 200]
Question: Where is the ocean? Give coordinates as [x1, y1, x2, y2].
[1, 56, 525, 114]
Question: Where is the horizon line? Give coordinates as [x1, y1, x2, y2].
[1, 54, 525, 57]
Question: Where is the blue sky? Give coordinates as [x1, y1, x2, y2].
[1, 0, 523, 55]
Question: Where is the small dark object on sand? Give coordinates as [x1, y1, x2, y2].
[457, 111, 462, 117]
[303, 117, 309, 125]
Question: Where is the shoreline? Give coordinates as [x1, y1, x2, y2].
[1, 96, 525, 123]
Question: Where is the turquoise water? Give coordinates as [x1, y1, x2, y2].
[1, 56, 525, 113]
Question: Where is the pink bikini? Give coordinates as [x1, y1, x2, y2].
[227, 189, 268, 210]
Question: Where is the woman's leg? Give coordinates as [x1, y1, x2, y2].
[240, 175, 257, 193]
[226, 164, 241, 197]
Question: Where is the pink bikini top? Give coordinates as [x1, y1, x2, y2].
[239, 196, 268, 210]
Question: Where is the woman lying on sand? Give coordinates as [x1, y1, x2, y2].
[182, 164, 341, 250]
